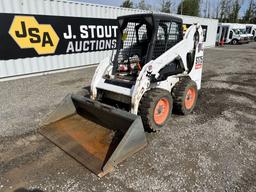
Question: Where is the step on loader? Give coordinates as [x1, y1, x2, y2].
[40, 13, 204, 177]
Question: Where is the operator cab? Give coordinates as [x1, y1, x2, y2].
[111, 13, 183, 83]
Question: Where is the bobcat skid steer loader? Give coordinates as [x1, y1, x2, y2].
[40, 13, 204, 177]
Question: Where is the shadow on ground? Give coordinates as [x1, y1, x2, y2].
[14, 188, 43, 192]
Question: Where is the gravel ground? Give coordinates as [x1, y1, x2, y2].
[0, 43, 256, 192]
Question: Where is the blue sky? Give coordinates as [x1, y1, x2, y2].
[240, 0, 249, 15]
[74, 0, 249, 17]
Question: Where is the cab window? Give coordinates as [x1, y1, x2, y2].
[233, 29, 240, 35]
[153, 20, 181, 58]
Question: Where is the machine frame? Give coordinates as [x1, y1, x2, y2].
[91, 13, 204, 114]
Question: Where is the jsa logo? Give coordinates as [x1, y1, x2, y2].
[9, 16, 59, 55]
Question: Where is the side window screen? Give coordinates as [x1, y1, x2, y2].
[119, 22, 148, 59]
[229, 30, 233, 39]
[115, 20, 150, 68]
[153, 20, 180, 59]
[156, 25, 165, 40]
[168, 22, 179, 43]
[121, 22, 147, 49]
[138, 24, 147, 42]
[122, 22, 137, 49]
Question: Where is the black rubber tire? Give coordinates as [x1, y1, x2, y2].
[138, 89, 173, 132]
[172, 77, 198, 115]
[231, 39, 238, 45]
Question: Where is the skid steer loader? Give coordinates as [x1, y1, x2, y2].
[40, 13, 204, 177]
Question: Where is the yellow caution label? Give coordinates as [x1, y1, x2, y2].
[122, 32, 128, 41]
[182, 24, 188, 32]
[9, 16, 59, 55]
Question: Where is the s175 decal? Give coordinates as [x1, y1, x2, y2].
[195, 56, 203, 69]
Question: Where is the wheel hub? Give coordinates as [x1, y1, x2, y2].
[184, 87, 196, 110]
[157, 106, 164, 114]
[154, 98, 170, 125]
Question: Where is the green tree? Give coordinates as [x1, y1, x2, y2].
[219, 0, 226, 21]
[177, 0, 201, 16]
[120, 0, 133, 8]
[253, 3, 256, 23]
[219, 0, 233, 22]
[243, 0, 254, 23]
[136, 0, 152, 10]
[228, 0, 242, 23]
[214, 0, 220, 19]
[160, 0, 173, 13]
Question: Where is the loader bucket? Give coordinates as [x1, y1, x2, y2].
[40, 93, 147, 177]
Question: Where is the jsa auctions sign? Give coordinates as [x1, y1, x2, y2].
[0, 13, 118, 60]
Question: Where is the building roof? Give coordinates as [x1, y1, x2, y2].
[117, 12, 182, 23]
